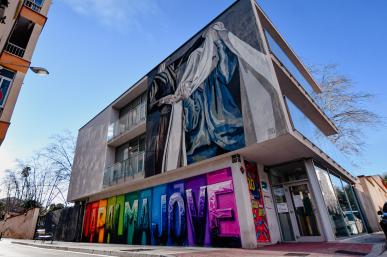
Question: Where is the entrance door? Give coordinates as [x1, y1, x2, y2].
[284, 182, 323, 242]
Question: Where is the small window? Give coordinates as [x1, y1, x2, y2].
[0, 69, 15, 109]
[8, 16, 35, 49]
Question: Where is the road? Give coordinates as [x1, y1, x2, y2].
[0, 239, 110, 257]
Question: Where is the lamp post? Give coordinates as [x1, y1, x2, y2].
[28, 66, 49, 76]
[0, 63, 49, 76]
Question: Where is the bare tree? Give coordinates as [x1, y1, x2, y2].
[39, 130, 75, 206]
[0, 131, 76, 212]
[310, 64, 382, 156]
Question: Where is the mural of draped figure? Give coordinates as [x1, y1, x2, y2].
[147, 21, 286, 174]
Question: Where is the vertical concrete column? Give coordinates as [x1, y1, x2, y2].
[257, 164, 281, 244]
[248, 0, 293, 132]
[305, 159, 335, 241]
[355, 180, 380, 232]
[230, 156, 257, 248]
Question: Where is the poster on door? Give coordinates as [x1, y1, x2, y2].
[245, 161, 271, 243]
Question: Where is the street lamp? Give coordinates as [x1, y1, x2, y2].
[0, 63, 49, 76]
[29, 66, 49, 76]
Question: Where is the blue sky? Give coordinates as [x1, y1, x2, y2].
[0, 0, 386, 177]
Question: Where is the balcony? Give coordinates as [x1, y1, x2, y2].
[103, 152, 145, 187]
[24, 0, 44, 13]
[107, 102, 146, 145]
[4, 42, 25, 58]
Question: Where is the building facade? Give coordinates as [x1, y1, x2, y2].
[0, 0, 51, 145]
[355, 175, 387, 233]
[68, 0, 367, 248]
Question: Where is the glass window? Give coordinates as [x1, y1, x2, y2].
[115, 134, 145, 163]
[285, 97, 353, 172]
[9, 17, 35, 49]
[0, 78, 12, 108]
[270, 161, 308, 185]
[119, 93, 147, 118]
[329, 172, 359, 235]
[273, 186, 295, 241]
[264, 31, 314, 95]
[342, 180, 366, 234]
[315, 165, 349, 237]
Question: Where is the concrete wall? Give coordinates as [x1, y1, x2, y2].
[355, 176, 387, 232]
[256, 164, 281, 244]
[0, 208, 39, 239]
[0, 0, 19, 51]
[67, 107, 113, 201]
[69, 0, 290, 201]
[82, 159, 245, 247]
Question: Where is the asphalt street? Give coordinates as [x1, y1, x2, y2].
[0, 239, 110, 257]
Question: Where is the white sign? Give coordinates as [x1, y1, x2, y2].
[293, 195, 304, 208]
[277, 202, 289, 213]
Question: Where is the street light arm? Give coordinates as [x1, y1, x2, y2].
[0, 62, 49, 75]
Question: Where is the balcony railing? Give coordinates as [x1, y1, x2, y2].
[4, 42, 25, 58]
[103, 152, 145, 187]
[24, 0, 44, 13]
[107, 102, 146, 141]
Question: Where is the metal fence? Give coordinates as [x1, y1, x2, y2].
[4, 42, 25, 58]
[24, 0, 44, 13]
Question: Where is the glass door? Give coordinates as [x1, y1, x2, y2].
[284, 182, 323, 242]
[273, 186, 295, 241]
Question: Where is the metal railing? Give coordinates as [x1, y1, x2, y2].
[4, 42, 25, 58]
[103, 152, 145, 187]
[24, 0, 44, 13]
[107, 102, 146, 141]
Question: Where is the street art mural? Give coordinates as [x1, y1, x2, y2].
[82, 168, 241, 247]
[145, 0, 287, 177]
[245, 161, 270, 242]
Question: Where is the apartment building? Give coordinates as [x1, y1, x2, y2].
[0, 0, 51, 145]
[68, 0, 367, 248]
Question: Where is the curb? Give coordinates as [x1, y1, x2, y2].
[366, 243, 386, 257]
[11, 241, 172, 257]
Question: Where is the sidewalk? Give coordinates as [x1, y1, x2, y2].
[9, 234, 386, 257]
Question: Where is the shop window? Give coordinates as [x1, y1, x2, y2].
[329, 173, 359, 236]
[315, 165, 349, 237]
[315, 163, 366, 238]
[341, 180, 366, 234]
[270, 161, 308, 185]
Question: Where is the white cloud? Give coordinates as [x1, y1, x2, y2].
[62, 0, 162, 32]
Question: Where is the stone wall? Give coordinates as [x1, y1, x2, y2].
[0, 208, 39, 239]
[355, 175, 387, 232]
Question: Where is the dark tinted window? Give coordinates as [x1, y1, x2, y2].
[9, 17, 35, 49]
